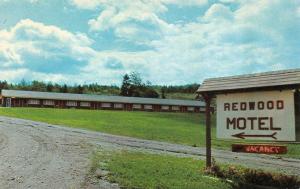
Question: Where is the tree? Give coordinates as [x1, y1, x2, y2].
[129, 72, 142, 86]
[46, 82, 54, 92]
[0, 81, 8, 90]
[143, 88, 159, 98]
[76, 85, 84, 94]
[161, 87, 166, 99]
[129, 72, 143, 97]
[120, 72, 159, 98]
[60, 84, 68, 93]
[31, 81, 47, 91]
[18, 79, 28, 90]
[120, 74, 131, 96]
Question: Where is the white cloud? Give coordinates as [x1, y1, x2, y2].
[12, 19, 93, 46]
[70, 0, 102, 9]
[1, 0, 300, 85]
[202, 3, 233, 22]
[0, 19, 96, 67]
[71, 0, 207, 10]
[161, 0, 207, 6]
[74, 0, 203, 43]
[1, 0, 40, 3]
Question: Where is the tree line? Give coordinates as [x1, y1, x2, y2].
[0, 80, 120, 95]
[0, 73, 199, 99]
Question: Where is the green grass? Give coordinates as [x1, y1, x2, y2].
[0, 107, 218, 147]
[92, 150, 231, 189]
[0, 107, 299, 158]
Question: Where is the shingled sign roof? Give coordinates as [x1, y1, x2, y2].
[197, 68, 300, 94]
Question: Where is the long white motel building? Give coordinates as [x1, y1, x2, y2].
[0, 90, 209, 113]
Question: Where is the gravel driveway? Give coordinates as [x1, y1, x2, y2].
[0, 116, 299, 189]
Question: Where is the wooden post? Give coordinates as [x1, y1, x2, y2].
[204, 94, 212, 168]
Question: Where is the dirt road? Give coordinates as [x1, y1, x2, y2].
[0, 116, 299, 189]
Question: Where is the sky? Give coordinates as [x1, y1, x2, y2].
[0, 0, 299, 85]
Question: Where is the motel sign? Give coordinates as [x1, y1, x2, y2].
[216, 90, 296, 141]
[198, 69, 300, 167]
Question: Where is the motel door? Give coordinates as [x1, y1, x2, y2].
[6, 98, 11, 107]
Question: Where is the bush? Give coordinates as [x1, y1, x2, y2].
[241, 169, 300, 189]
[205, 161, 300, 189]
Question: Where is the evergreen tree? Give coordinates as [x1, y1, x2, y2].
[46, 83, 54, 92]
[31, 81, 47, 91]
[60, 84, 68, 93]
[161, 87, 166, 99]
[120, 74, 131, 96]
[76, 85, 84, 94]
[0, 81, 8, 90]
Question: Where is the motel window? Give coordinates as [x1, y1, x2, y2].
[187, 107, 195, 111]
[114, 103, 124, 109]
[28, 99, 40, 105]
[43, 100, 54, 106]
[144, 105, 153, 110]
[199, 107, 206, 112]
[66, 101, 77, 107]
[133, 104, 142, 109]
[172, 106, 180, 111]
[161, 105, 169, 110]
[101, 103, 111, 108]
[80, 102, 90, 107]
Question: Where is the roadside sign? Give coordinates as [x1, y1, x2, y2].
[232, 144, 287, 154]
[216, 90, 296, 141]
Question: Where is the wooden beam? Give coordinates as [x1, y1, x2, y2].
[203, 93, 212, 168]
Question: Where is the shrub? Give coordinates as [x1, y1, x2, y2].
[205, 161, 300, 189]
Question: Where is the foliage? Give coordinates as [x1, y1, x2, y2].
[0, 77, 198, 99]
[153, 84, 200, 99]
[120, 74, 131, 96]
[159, 84, 200, 93]
[120, 72, 159, 98]
[161, 87, 166, 99]
[206, 161, 300, 189]
[0, 80, 120, 95]
[93, 151, 231, 189]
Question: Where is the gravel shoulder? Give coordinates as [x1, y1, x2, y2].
[0, 116, 299, 189]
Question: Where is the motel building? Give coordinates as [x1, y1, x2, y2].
[0, 90, 209, 113]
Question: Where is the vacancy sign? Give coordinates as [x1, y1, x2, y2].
[216, 90, 296, 141]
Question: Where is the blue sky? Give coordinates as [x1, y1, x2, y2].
[0, 0, 299, 85]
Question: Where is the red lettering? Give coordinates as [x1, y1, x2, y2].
[232, 144, 287, 154]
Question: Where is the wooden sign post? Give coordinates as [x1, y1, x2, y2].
[203, 94, 212, 168]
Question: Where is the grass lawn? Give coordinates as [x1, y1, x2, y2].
[0, 107, 299, 158]
[91, 151, 231, 189]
